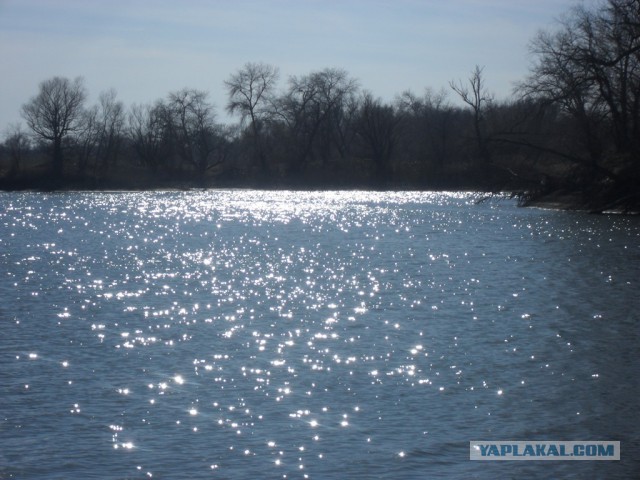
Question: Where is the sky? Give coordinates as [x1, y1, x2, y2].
[0, 0, 590, 134]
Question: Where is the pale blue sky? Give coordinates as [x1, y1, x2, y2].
[0, 0, 588, 133]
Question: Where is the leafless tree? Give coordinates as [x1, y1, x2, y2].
[280, 68, 359, 171]
[311, 68, 359, 163]
[95, 89, 125, 172]
[75, 105, 101, 175]
[128, 101, 171, 172]
[518, 0, 640, 176]
[450, 66, 494, 167]
[73, 89, 125, 177]
[355, 92, 403, 182]
[225, 62, 279, 173]
[2, 124, 31, 177]
[21, 76, 87, 179]
[397, 88, 455, 175]
[167, 88, 222, 176]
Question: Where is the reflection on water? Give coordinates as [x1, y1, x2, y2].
[1, 190, 639, 479]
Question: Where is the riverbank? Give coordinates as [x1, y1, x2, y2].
[0, 167, 521, 195]
[520, 189, 640, 215]
[2, 169, 639, 215]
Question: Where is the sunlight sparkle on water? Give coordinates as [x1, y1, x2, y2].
[2, 190, 637, 479]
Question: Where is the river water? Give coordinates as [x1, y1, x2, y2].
[1, 190, 638, 479]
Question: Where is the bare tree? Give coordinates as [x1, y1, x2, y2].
[280, 68, 359, 171]
[311, 68, 359, 163]
[573, 1, 640, 159]
[397, 88, 455, 176]
[21, 76, 87, 179]
[450, 66, 493, 167]
[225, 62, 279, 173]
[95, 89, 125, 173]
[167, 88, 222, 176]
[75, 105, 101, 176]
[520, 20, 607, 170]
[72, 89, 125, 177]
[355, 92, 402, 182]
[128, 101, 171, 172]
[2, 124, 31, 178]
[517, 0, 640, 173]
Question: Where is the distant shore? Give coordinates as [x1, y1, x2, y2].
[0, 169, 521, 195]
[2, 172, 639, 216]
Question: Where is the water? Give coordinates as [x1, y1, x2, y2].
[1, 190, 638, 479]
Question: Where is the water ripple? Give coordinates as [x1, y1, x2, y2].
[1, 191, 638, 479]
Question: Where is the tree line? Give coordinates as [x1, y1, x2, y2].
[1, 0, 639, 211]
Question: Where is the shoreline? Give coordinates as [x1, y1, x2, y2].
[521, 190, 640, 215]
[2, 177, 639, 215]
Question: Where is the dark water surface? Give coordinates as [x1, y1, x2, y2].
[1, 191, 638, 479]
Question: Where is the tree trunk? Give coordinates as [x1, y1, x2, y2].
[52, 137, 64, 180]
